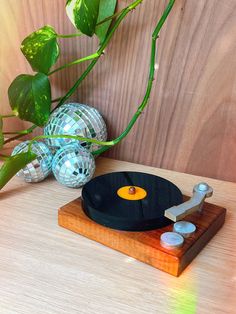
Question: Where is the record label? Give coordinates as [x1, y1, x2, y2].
[117, 186, 147, 201]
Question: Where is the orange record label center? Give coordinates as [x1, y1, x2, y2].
[117, 186, 147, 201]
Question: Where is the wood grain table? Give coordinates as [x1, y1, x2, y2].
[0, 157, 235, 314]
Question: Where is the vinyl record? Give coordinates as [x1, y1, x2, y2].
[81, 172, 183, 231]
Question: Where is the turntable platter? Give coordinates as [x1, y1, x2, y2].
[81, 172, 183, 231]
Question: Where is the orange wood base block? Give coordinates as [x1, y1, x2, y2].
[58, 198, 226, 276]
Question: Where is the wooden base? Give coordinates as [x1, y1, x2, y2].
[58, 197, 226, 276]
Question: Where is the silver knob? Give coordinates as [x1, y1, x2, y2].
[197, 182, 209, 192]
[173, 221, 196, 238]
[160, 232, 184, 249]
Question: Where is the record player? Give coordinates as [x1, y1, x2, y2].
[58, 171, 226, 276]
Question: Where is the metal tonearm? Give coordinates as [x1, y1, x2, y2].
[164, 183, 213, 222]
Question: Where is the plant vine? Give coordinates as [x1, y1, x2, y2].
[0, 0, 176, 190]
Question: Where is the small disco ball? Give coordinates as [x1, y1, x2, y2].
[44, 103, 107, 152]
[11, 141, 53, 183]
[52, 143, 95, 188]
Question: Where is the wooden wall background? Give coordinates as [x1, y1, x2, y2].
[0, 0, 236, 182]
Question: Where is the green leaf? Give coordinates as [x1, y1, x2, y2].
[66, 0, 100, 36]
[95, 0, 117, 43]
[8, 73, 51, 126]
[21, 25, 59, 74]
[0, 151, 37, 190]
[0, 116, 3, 149]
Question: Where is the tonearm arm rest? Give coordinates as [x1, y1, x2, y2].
[164, 183, 213, 222]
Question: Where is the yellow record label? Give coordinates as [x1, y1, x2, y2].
[117, 186, 147, 201]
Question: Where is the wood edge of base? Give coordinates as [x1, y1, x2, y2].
[58, 206, 181, 277]
[178, 208, 226, 276]
[58, 200, 227, 277]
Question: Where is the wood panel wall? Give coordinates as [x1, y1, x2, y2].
[1, 0, 236, 182]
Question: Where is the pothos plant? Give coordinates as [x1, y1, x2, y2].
[0, 0, 175, 190]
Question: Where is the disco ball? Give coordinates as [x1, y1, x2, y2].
[52, 143, 95, 188]
[11, 141, 53, 183]
[44, 103, 107, 152]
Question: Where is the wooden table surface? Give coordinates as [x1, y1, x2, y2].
[0, 157, 235, 314]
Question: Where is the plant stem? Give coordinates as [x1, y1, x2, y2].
[53, 59, 98, 111]
[92, 0, 176, 156]
[57, 32, 82, 38]
[28, 0, 175, 155]
[55, 0, 143, 110]
[3, 125, 37, 145]
[57, 9, 129, 38]
[49, 2, 141, 77]
[2, 0, 173, 154]
[50, 1, 142, 80]
[28, 134, 114, 152]
[1, 114, 16, 118]
[51, 97, 62, 103]
[3, 0, 143, 145]
[96, 10, 123, 26]
[3, 95, 63, 143]
[3, 132, 27, 135]
[48, 53, 99, 76]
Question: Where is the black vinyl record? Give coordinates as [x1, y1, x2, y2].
[81, 172, 183, 231]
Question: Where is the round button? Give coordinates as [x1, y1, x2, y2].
[160, 232, 184, 249]
[173, 221, 196, 238]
